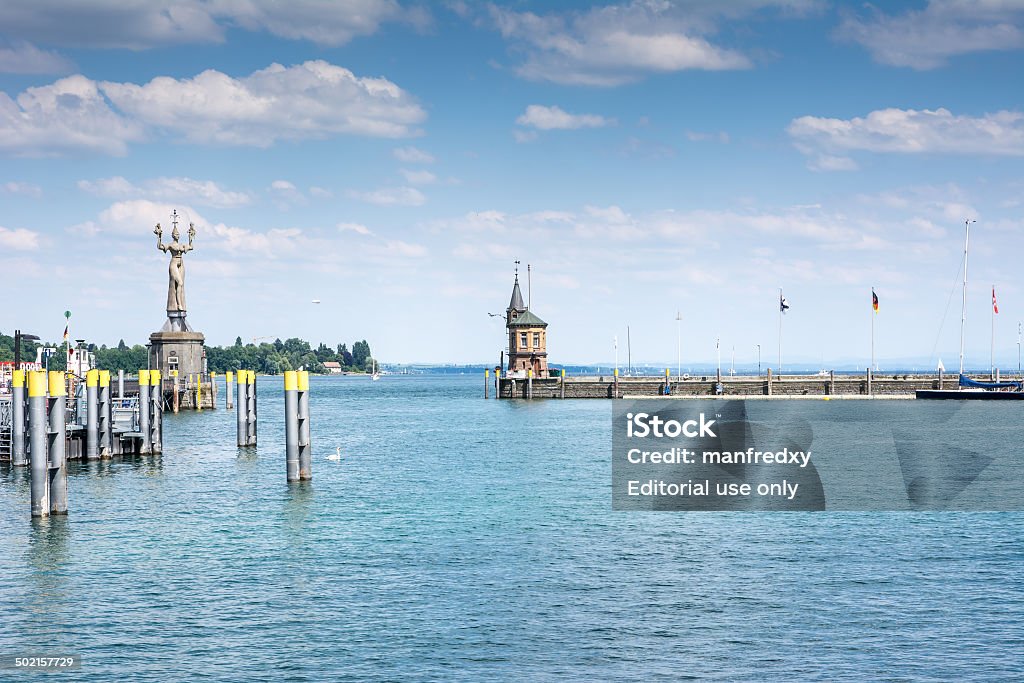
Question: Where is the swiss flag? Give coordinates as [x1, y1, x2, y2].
[993, 286, 999, 315]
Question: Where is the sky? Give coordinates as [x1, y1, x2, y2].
[2, 0, 1024, 369]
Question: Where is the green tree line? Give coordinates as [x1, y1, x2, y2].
[1, 331, 372, 376]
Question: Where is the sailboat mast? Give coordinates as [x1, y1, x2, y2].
[959, 219, 973, 376]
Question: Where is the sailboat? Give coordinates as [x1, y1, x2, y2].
[371, 359, 380, 381]
[917, 220, 1024, 399]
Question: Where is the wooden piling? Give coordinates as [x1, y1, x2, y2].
[766, 367, 773, 396]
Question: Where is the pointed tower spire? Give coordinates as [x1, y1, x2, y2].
[508, 261, 525, 313]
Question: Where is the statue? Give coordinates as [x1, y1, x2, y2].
[154, 209, 196, 314]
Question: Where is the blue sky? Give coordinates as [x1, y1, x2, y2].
[2, 0, 1024, 369]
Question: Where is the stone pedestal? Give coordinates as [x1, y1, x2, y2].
[150, 312, 205, 379]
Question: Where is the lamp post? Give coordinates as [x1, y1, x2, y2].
[13, 330, 40, 371]
[614, 336, 619, 376]
[716, 337, 721, 379]
[756, 344, 761, 377]
[675, 311, 682, 380]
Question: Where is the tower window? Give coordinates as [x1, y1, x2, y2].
[520, 333, 527, 349]
[533, 333, 540, 348]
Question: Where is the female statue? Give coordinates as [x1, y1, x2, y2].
[154, 214, 196, 313]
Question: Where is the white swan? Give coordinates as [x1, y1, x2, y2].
[327, 447, 341, 461]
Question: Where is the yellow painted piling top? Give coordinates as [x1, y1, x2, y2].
[226, 371, 234, 382]
[485, 369, 490, 377]
[87, 369, 99, 387]
[171, 369, 178, 378]
[237, 370, 247, 384]
[284, 370, 298, 391]
[28, 371, 47, 397]
[614, 368, 619, 377]
[12, 370, 25, 388]
[561, 368, 566, 377]
[48, 370, 66, 397]
[528, 369, 533, 378]
[139, 369, 151, 386]
[297, 370, 309, 391]
[665, 368, 670, 377]
[99, 370, 110, 387]
[151, 370, 161, 384]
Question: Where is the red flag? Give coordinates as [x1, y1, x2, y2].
[993, 286, 999, 314]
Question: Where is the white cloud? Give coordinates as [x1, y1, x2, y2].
[268, 179, 305, 207]
[392, 145, 434, 163]
[216, 0, 427, 47]
[513, 130, 538, 143]
[0, 61, 425, 156]
[2, 181, 43, 197]
[77, 176, 252, 208]
[789, 108, 1024, 159]
[348, 186, 426, 206]
[338, 222, 372, 235]
[399, 168, 437, 184]
[516, 104, 614, 130]
[309, 186, 333, 198]
[0, 75, 144, 156]
[103, 60, 426, 145]
[0, 225, 40, 250]
[0, 1, 422, 49]
[0, 41, 74, 74]
[70, 199, 305, 256]
[487, 1, 769, 85]
[836, 1, 1024, 69]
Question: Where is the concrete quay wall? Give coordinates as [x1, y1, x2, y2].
[498, 374, 949, 399]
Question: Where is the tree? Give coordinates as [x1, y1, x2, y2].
[117, 339, 127, 351]
[234, 336, 243, 347]
[352, 340, 371, 368]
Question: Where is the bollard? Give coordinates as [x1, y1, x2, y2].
[494, 367, 499, 399]
[98, 370, 111, 458]
[613, 368, 619, 399]
[211, 372, 217, 410]
[527, 368, 533, 399]
[284, 371, 299, 482]
[560, 368, 566, 399]
[150, 370, 162, 454]
[86, 369, 99, 460]
[226, 371, 234, 410]
[138, 370, 151, 455]
[866, 367, 872, 396]
[118, 369, 124, 400]
[47, 371, 68, 515]
[484, 369, 489, 399]
[12, 370, 27, 466]
[196, 374, 202, 411]
[297, 371, 311, 481]
[28, 371, 49, 517]
[767, 367, 773, 396]
[829, 370, 835, 396]
[237, 370, 247, 446]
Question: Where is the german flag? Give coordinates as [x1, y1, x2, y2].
[872, 289, 879, 313]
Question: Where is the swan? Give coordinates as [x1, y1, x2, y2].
[327, 447, 341, 461]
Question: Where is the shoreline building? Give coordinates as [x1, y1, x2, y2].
[505, 272, 549, 377]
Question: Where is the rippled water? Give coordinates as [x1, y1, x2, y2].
[1, 375, 1023, 680]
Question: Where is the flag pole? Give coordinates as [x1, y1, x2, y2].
[991, 284, 995, 378]
[778, 287, 783, 376]
[871, 288, 875, 374]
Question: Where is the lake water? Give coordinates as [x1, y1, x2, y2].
[1, 375, 1022, 681]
